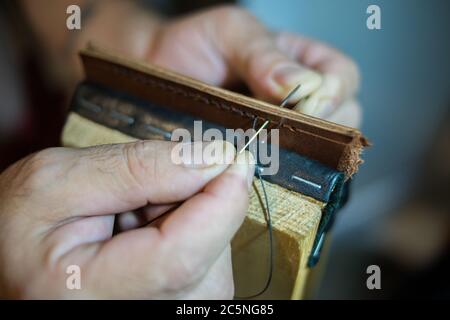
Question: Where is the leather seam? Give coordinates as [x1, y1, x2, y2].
[84, 90, 349, 148]
[92, 62, 318, 135]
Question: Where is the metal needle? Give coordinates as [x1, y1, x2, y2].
[238, 84, 301, 154]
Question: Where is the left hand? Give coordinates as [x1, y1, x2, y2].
[146, 5, 361, 127]
[22, 2, 361, 127]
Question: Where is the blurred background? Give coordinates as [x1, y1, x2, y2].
[243, 0, 450, 299]
[1, 0, 449, 299]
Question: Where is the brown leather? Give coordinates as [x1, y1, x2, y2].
[80, 45, 369, 177]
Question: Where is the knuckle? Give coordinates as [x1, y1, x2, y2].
[121, 141, 158, 190]
[18, 148, 64, 190]
[214, 5, 259, 40]
[247, 44, 282, 81]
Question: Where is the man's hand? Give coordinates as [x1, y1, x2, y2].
[0, 140, 254, 299]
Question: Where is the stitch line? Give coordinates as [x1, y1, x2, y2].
[89, 61, 355, 149]
[94, 62, 299, 128]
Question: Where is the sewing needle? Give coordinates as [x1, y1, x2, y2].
[238, 84, 301, 154]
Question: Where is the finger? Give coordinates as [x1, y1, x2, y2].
[115, 203, 178, 231]
[160, 151, 254, 279]
[215, 9, 322, 102]
[42, 215, 116, 266]
[324, 98, 362, 128]
[148, 7, 322, 102]
[182, 245, 234, 299]
[276, 32, 360, 111]
[43, 140, 236, 221]
[190, 7, 320, 102]
[293, 73, 342, 117]
[89, 151, 254, 297]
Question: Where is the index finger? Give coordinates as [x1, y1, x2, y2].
[276, 32, 360, 105]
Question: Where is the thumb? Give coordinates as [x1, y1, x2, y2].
[85, 151, 255, 298]
[37, 140, 235, 222]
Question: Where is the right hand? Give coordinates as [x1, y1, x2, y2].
[0, 140, 254, 299]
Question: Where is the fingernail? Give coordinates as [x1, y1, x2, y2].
[175, 140, 236, 168]
[271, 64, 322, 100]
[228, 151, 255, 191]
[293, 97, 317, 115]
[316, 99, 336, 118]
